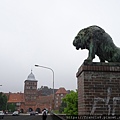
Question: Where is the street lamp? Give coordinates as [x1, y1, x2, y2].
[0, 85, 2, 93]
[35, 65, 55, 110]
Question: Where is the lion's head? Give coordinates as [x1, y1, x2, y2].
[73, 28, 91, 50]
[73, 26, 105, 51]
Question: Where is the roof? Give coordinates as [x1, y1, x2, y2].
[55, 87, 67, 94]
[37, 95, 53, 103]
[7, 93, 25, 103]
[27, 70, 36, 80]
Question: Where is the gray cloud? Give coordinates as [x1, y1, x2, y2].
[0, 0, 120, 92]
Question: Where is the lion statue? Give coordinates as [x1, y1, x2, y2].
[73, 25, 120, 62]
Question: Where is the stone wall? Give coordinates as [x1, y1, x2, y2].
[77, 62, 120, 115]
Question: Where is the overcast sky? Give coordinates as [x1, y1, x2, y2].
[0, 0, 120, 93]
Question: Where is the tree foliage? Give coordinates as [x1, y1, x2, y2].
[0, 92, 7, 111]
[62, 90, 78, 115]
[59, 101, 67, 113]
[7, 103, 16, 112]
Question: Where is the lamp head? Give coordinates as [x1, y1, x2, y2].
[35, 65, 39, 67]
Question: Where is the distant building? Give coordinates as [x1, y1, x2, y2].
[24, 71, 38, 112]
[55, 87, 67, 110]
[5, 71, 69, 113]
[37, 86, 58, 96]
[7, 92, 25, 112]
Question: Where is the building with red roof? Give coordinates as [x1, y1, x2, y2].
[5, 71, 69, 113]
[55, 87, 67, 110]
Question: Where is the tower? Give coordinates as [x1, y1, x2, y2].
[24, 70, 38, 112]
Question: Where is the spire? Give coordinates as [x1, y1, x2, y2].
[27, 70, 36, 80]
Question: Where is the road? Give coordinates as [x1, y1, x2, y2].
[2, 115, 53, 120]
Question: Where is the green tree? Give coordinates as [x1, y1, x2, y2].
[7, 103, 16, 112]
[59, 101, 67, 113]
[0, 92, 7, 111]
[62, 90, 78, 115]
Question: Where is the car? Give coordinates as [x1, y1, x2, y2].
[35, 111, 38, 114]
[30, 111, 36, 116]
[0, 111, 4, 119]
[12, 111, 19, 116]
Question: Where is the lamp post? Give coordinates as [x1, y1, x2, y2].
[0, 85, 2, 92]
[35, 65, 55, 110]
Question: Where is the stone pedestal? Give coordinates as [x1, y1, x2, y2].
[77, 62, 120, 115]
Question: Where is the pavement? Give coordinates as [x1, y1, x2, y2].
[2, 114, 53, 120]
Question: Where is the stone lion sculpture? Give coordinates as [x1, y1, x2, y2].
[73, 25, 120, 62]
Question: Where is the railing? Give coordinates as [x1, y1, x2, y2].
[50, 112, 66, 120]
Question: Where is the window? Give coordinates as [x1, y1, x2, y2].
[16, 103, 21, 106]
[61, 97, 63, 99]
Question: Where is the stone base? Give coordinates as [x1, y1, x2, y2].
[77, 62, 120, 115]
